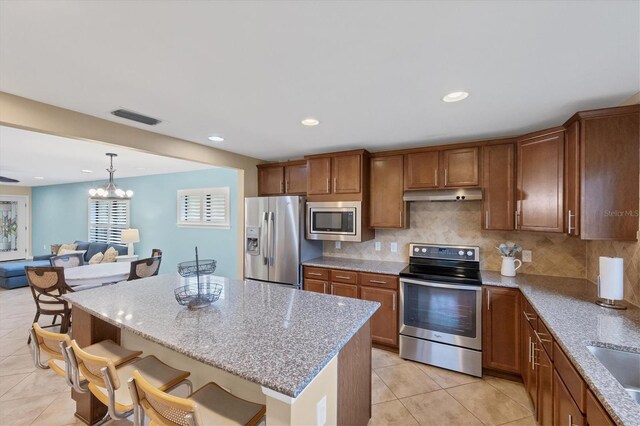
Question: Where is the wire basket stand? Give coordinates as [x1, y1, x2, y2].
[174, 247, 220, 310]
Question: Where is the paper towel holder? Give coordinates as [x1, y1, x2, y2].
[596, 276, 627, 310]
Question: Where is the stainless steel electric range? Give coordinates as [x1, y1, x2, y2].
[399, 243, 483, 377]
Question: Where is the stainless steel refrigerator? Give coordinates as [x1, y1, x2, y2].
[244, 196, 322, 287]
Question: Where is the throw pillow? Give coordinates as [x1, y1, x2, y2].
[89, 252, 104, 264]
[57, 243, 77, 255]
[101, 247, 118, 263]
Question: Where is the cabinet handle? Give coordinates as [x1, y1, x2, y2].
[285, 180, 289, 193]
[308, 272, 322, 276]
[333, 178, 337, 192]
[335, 275, 351, 280]
[568, 415, 579, 426]
[567, 209, 575, 234]
[515, 210, 520, 229]
[444, 168, 448, 185]
[434, 169, 438, 186]
[326, 178, 330, 192]
[399, 210, 403, 226]
[528, 336, 532, 364]
[487, 289, 491, 310]
[535, 330, 552, 343]
[531, 340, 536, 370]
[280, 180, 284, 193]
[392, 292, 397, 311]
[485, 210, 490, 228]
[369, 279, 387, 284]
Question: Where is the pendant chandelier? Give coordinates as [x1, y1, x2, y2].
[88, 153, 133, 199]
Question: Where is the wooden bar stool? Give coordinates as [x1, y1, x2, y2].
[69, 340, 191, 424]
[30, 323, 142, 392]
[129, 370, 266, 426]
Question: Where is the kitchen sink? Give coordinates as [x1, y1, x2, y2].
[587, 345, 640, 403]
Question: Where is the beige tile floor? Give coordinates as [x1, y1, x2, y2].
[1, 285, 534, 426]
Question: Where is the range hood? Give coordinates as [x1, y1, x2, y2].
[403, 188, 483, 202]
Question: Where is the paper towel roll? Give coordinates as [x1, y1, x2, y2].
[599, 256, 624, 300]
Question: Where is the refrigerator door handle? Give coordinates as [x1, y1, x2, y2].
[262, 212, 269, 265]
[269, 211, 276, 266]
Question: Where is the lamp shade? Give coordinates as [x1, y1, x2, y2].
[121, 228, 140, 244]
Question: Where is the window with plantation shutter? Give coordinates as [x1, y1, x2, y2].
[177, 187, 230, 228]
[88, 199, 130, 244]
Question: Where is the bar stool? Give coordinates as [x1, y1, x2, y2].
[30, 323, 142, 392]
[129, 370, 266, 426]
[69, 340, 191, 424]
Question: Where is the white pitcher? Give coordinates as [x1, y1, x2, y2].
[501, 256, 522, 277]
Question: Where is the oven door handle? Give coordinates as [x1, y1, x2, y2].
[400, 278, 482, 292]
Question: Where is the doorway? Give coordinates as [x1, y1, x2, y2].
[0, 195, 29, 261]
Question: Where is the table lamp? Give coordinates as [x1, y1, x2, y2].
[121, 228, 140, 256]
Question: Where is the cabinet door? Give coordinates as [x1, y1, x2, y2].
[565, 121, 580, 236]
[332, 154, 361, 194]
[586, 390, 614, 426]
[517, 129, 564, 232]
[307, 157, 332, 195]
[303, 278, 328, 294]
[537, 344, 553, 426]
[524, 323, 538, 408]
[331, 282, 358, 299]
[554, 370, 585, 426]
[370, 155, 407, 228]
[360, 286, 398, 347]
[482, 286, 521, 373]
[482, 144, 515, 230]
[442, 147, 479, 187]
[258, 166, 284, 195]
[285, 163, 308, 195]
[404, 151, 439, 189]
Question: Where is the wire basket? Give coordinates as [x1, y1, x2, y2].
[177, 259, 217, 277]
[174, 282, 223, 309]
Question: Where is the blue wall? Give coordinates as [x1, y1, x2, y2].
[32, 168, 239, 278]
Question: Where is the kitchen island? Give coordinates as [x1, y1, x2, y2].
[64, 274, 379, 425]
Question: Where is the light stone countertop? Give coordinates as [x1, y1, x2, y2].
[482, 271, 640, 426]
[64, 273, 379, 398]
[303, 256, 407, 275]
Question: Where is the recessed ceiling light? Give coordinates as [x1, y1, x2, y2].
[301, 118, 320, 126]
[208, 135, 224, 142]
[34, 176, 44, 180]
[442, 91, 469, 103]
[81, 169, 93, 173]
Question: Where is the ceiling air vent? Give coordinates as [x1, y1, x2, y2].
[0, 176, 19, 183]
[111, 109, 161, 126]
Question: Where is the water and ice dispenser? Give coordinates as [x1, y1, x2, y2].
[246, 226, 260, 255]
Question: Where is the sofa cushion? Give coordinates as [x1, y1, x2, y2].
[85, 242, 109, 262]
[74, 241, 91, 252]
[0, 259, 51, 278]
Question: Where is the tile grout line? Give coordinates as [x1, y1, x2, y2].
[483, 378, 535, 415]
[28, 391, 68, 426]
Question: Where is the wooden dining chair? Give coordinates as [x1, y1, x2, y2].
[50, 253, 85, 268]
[151, 248, 162, 257]
[127, 257, 162, 281]
[129, 370, 266, 426]
[25, 266, 73, 343]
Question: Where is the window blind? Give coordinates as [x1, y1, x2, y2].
[88, 199, 130, 244]
[177, 187, 230, 228]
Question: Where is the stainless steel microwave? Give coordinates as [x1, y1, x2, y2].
[306, 201, 366, 242]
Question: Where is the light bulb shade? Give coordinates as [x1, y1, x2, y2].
[88, 189, 97, 196]
[120, 228, 140, 243]
[89, 153, 133, 199]
[125, 190, 134, 197]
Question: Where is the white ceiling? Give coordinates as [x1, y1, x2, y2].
[0, 126, 212, 187]
[0, 1, 638, 161]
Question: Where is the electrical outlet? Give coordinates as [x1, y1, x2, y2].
[390, 242, 398, 253]
[522, 250, 532, 263]
[335, 241, 341, 249]
[374, 241, 381, 251]
[317, 396, 327, 425]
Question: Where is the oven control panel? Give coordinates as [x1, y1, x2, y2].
[409, 243, 479, 262]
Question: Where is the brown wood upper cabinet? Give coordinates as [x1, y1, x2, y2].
[482, 143, 515, 230]
[564, 105, 640, 240]
[370, 155, 408, 228]
[516, 128, 565, 232]
[257, 161, 307, 196]
[482, 286, 521, 374]
[405, 147, 479, 190]
[306, 150, 368, 200]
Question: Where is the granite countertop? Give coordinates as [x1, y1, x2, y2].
[482, 271, 640, 426]
[303, 256, 407, 275]
[64, 274, 379, 398]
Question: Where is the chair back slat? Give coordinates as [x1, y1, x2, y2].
[128, 256, 162, 281]
[70, 340, 119, 389]
[131, 370, 198, 426]
[32, 322, 70, 360]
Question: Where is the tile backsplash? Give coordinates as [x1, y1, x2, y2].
[323, 201, 587, 278]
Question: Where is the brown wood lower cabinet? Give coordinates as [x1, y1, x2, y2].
[523, 321, 538, 408]
[554, 370, 585, 426]
[586, 390, 615, 426]
[331, 282, 358, 298]
[537, 339, 553, 426]
[482, 286, 520, 373]
[304, 278, 328, 294]
[360, 286, 398, 348]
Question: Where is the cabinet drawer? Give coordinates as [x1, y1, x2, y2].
[554, 342, 586, 412]
[536, 319, 554, 360]
[359, 273, 398, 290]
[330, 269, 358, 284]
[522, 297, 538, 329]
[304, 267, 329, 280]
